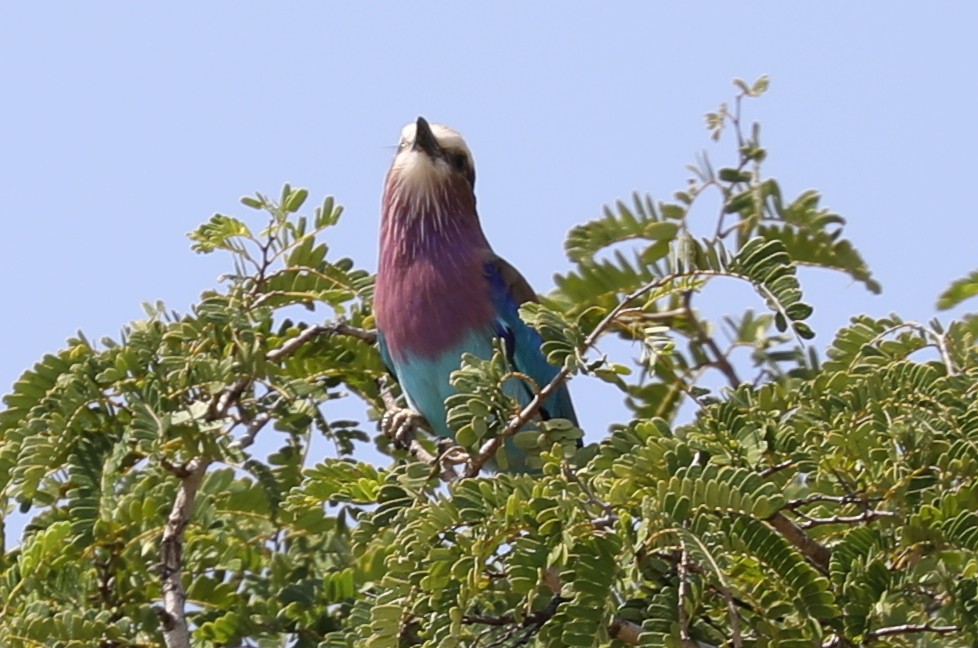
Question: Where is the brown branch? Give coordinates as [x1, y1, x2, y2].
[649, 549, 743, 646]
[758, 460, 795, 478]
[154, 318, 352, 644]
[151, 317, 376, 645]
[462, 595, 565, 628]
[155, 459, 208, 648]
[208, 377, 250, 421]
[159, 457, 192, 478]
[231, 412, 271, 451]
[766, 512, 830, 573]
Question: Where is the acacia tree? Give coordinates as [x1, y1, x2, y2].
[3, 78, 978, 647]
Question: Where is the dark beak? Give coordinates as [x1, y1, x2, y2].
[412, 116, 441, 158]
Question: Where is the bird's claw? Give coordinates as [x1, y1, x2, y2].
[436, 438, 471, 467]
[381, 407, 426, 449]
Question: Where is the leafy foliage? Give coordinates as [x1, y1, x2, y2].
[2, 78, 976, 648]
[938, 269, 978, 311]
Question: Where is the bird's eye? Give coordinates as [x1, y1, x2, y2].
[397, 140, 408, 151]
[449, 152, 469, 172]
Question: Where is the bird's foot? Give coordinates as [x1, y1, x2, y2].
[436, 438, 471, 467]
[381, 407, 427, 449]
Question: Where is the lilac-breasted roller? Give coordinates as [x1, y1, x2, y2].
[374, 117, 578, 472]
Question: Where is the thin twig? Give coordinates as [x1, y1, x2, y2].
[463, 598, 646, 646]
[266, 322, 376, 362]
[682, 291, 741, 388]
[866, 623, 959, 639]
[676, 536, 742, 648]
[859, 322, 957, 376]
[796, 509, 897, 529]
[677, 543, 691, 643]
[758, 460, 795, 478]
[785, 493, 870, 509]
[562, 464, 618, 529]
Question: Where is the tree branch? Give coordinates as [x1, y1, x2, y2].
[155, 459, 208, 648]
[266, 321, 376, 363]
[677, 543, 692, 643]
[758, 460, 796, 478]
[785, 493, 871, 509]
[795, 509, 896, 529]
[766, 512, 831, 572]
[865, 623, 959, 639]
[607, 616, 643, 644]
[152, 318, 360, 645]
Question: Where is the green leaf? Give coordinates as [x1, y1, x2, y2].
[564, 192, 678, 265]
[284, 187, 309, 213]
[938, 269, 978, 310]
[188, 213, 253, 253]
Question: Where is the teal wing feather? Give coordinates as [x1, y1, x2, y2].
[485, 256, 579, 426]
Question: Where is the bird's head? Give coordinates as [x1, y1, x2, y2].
[390, 117, 476, 188]
[382, 117, 479, 235]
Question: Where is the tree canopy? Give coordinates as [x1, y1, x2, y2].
[3, 78, 978, 647]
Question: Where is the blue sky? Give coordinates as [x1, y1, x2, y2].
[2, 4, 977, 482]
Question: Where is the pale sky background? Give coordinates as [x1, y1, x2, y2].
[3, 5, 978, 543]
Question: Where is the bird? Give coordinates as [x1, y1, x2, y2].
[374, 116, 578, 472]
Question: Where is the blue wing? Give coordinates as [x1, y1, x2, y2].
[484, 256, 579, 426]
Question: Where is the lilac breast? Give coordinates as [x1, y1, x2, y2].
[378, 253, 495, 361]
[375, 174, 496, 363]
